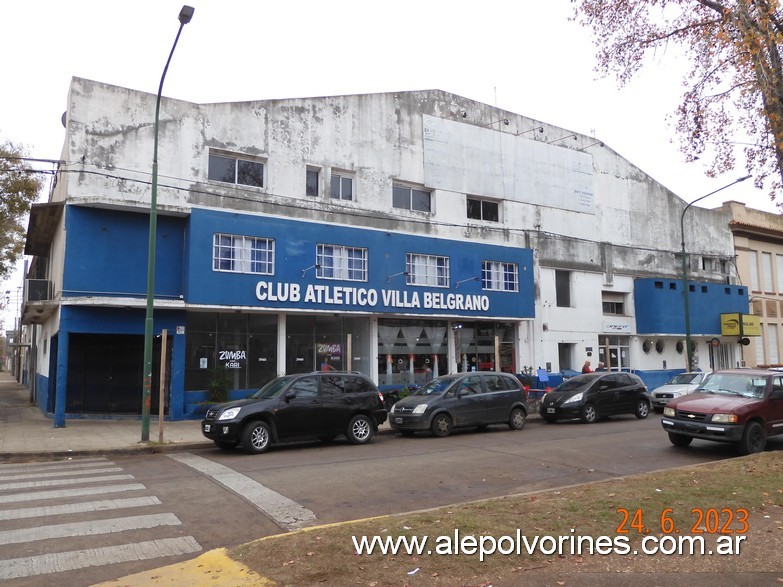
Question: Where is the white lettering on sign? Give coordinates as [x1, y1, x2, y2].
[254, 281, 491, 312]
[255, 282, 301, 302]
[219, 350, 247, 361]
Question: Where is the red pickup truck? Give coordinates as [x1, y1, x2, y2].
[661, 369, 783, 455]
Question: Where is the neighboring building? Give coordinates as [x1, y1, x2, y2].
[720, 200, 783, 368]
[21, 77, 748, 422]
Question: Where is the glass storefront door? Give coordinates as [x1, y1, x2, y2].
[286, 314, 372, 375]
[378, 318, 448, 386]
[379, 318, 517, 385]
[597, 335, 630, 371]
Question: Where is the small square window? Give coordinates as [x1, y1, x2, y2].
[330, 173, 353, 200]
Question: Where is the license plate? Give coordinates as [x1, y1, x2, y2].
[203, 424, 211, 432]
[394, 417, 403, 424]
[546, 408, 555, 414]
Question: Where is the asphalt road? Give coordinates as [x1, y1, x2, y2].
[2, 414, 780, 586]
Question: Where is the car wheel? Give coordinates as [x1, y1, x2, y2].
[431, 413, 452, 437]
[346, 414, 374, 445]
[214, 440, 238, 450]
[738, 421, 766, 455]
[635, 399, 650, 419]
[508, 407, 526, 430]
[581, 403, 598, 423]
[242, 421, 271, 454]
[668, 432, 693, 447]
[543, 415, 557, 424]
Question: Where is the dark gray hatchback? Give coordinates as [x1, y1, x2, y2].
[388, 372, 528, 437]
[201, 371, 388, 454]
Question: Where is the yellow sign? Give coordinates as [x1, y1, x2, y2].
[720, 313, 761, 337]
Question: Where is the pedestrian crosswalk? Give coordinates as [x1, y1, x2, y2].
[0, 456, 201, 582]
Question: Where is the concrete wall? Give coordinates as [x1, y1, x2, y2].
[41, 77, 742, 375]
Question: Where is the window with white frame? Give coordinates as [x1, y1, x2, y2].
[330, 172, 353, 200]
[213, 234, 274, 274]
[763, 252, 774, 292]
[756, 328, 766, 365]
[316, 244, 367, 281]
[482, 261, 518, 291]
[777, 255, 783, 293]
[406, 253, 449, 287]
[467, 198, 499, 222]
[749, 250, 759, 290]
[208, 152, 264, 188]
[393, 184, 431, 212]
[768, 324, 779, 364]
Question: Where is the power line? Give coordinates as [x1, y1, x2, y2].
[2, 156, 722, 259]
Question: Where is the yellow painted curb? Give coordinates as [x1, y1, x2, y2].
[91, 547, 274, 586]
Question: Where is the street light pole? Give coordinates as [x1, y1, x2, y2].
[680, 175, 751, 372]
[141, 5, 194, 442]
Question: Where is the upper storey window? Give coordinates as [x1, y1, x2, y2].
[330, 172, 353, 200]
[208, 152, 264, 188]
[467, 197, 499, 222]
[393, 184, 431, 213]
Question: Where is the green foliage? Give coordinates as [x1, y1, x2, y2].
[518, 364, 535, 387]
[0, 140, 43, 280]
[208, 367, 232, 404]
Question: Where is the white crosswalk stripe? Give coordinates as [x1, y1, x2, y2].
[0, 457, 202, 581]
[0, 482, 147, 504]
[0, 496, 161, 521]
[0, 537, 201, 581]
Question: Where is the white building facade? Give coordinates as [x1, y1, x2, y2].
[22, 78, 748, 422]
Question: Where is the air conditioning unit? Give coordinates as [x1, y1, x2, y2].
[25, 279, 51, 302]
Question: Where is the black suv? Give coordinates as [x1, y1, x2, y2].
[201, 371, 388, 454]
[540, 372, 650, 423]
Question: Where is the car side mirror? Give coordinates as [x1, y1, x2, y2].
[599, 385, 609, 391]
[284, 391, 297, 402]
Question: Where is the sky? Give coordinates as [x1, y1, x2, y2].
[0, 1, 776, 325]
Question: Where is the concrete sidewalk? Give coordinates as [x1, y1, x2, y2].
[0, 371, 401, 459]
[0, 370, 212, 459]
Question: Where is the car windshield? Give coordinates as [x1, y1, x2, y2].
[410, 377, 458, 396]
[698, 373, 766, 398]
[251, 377, 294, 399]
[555, 374, 600, 392]
[668, 373, 700, 385]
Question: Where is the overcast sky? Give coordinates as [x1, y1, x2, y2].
[0, 1, 775, 322]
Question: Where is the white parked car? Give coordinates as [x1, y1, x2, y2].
[650, 372, 708, 412]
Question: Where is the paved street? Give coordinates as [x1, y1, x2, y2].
[1, 371, 781, 585]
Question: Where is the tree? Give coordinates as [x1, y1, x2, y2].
[572, 0, 783, 200]
[0, 140, 43, 280]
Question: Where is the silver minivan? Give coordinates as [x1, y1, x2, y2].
[388, 372, 528, 437]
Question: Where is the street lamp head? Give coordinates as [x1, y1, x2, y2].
[179, 5, 195, 24]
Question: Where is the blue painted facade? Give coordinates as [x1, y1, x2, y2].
[184, 209, 535, 317]
[48, 204, 535, 420]
[64, 206, 186, 301]
[634, 278, 749, 335]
